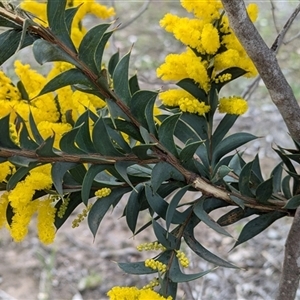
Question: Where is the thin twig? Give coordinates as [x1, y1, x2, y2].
[270, 0, 280, 34]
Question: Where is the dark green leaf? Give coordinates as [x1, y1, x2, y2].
[17, 117, 39, 150]
[81, 165, 110, 205]
[177, 78, 207, 101]
[152, 219, 177, 249]
[0, 115, 20, 150]
[0, 13, 22, 29]
[184, 229, 237, 268]
[214, 67, 247, 91]
[180, 113, 208, 141]
[282, 175, 292, 199]
[114, 119, 143, 142]
[47, 0, 76, 52]
[271, 163, 283, 194]
[169, 256, 214, 283]
[151, 162, 185, 193]
[211, 165, 232, 184]
[212, 133, 256, 167]
[252, 154, 264, 183]
[118, 261, 156, 275]
[78, 23, 111, 74]
[8, 156, 37, 167]
[132, 144, 155, 159]
[39, 69, 92, 97]
[229, 195, 245, 209]
[239, 162, 255, 197]
[54, 192, 82, 229]
[65, 6, 80, 33]
[165, 185, 190, 230]
[158, 114, 181, 157]
[0, 29, 37, 65]
[51, 162, 78, 195]
[29, 112, 44, 144]
[256, 177, 273, 205]
[113, 50, 131, 105]
[88, 187, 130, 237]
[284, 194, 300, 209]
[131, 90, 158, 132]
[35, 135, 58, 156]
[59, 126, 86, 155]
[193, 198, 232, 237]
[108, 51, 120, 76]
[114, 161, 135, 189]
[217, 207, 258, 226]
[33, 39, 80, 67]
[129, 74, 140, 95]
[233, 211, 286, 248]
[179, 142, 203, 165]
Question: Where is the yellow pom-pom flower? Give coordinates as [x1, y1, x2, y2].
[219, 96, 248, 115]
[95, 188, 111, 199]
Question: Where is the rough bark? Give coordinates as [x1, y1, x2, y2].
[221, 0, 300, 143]
[276, 207, 300, 300]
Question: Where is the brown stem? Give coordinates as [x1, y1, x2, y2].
[276, 207, 300, 300]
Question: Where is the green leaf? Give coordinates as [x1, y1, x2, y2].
[193, 198, 232, 237]
[282, 175, 292, 199]
[271, 163, 283, 194]
[33, 39, 80, 68]
[166, 185, 190, 231]
[0, 29, 37, 65]
[180, 113, 208, 141]
[256, 177, 273, 205]
[251, 154, 264, 183]
[229, 195, 245, 209]
[51, 162, 78, 196]
[0, 13, 22, 29]
[118, 261, 156, 275]
[132, 144, 155, 160]
[151, 162, 185, 193]
[29, 112, 44, 144]
[211, 165, 232, 184]
[74, 111, 96, 153]
[126, 184, 144, 233]
[113, 50, 131, 105]
[212, 133, 256, 167]
[47, 0, 76, 52]
[35, 135, 58, 156]
[92, 117, 124, 156]
[233, 211, 286, 248]
[108, 51, 120, 76]
[214, 67, 247, 91]
[39, 69, 93, 97]
[17, 117, 39, 150]
[158, 114, 181, 157]
[217, 207, 258, 226]
[131, 90, 158, 132]
[239, 162, 255, 197]
[284, 194, 300, 209]
[7, 164, 40, 190]
[78, 23, 111, 74]
[113, 119, 143, 142]
[212, 114, 238, 150]
[59, 126, 86, 155]
[81, 165, 109, 205]
[54, 192, 82, 230]
[179, 141, 203, 163]
[145, 185, 186, 225]
[152, 219, 177, 249]
[0, 115, 20, 150]
[129, 74, 140, 95]
[65, 6, 81, 34]
[8, 156, 37, 167]
[114, 161, 136, 190]
[184, 229, 237, 268]
[169, 256, 214, 283]
[88, 187, 130, 237]
[177, 78, 207, 101]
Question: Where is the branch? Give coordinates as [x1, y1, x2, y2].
[221, 0, 300, 142]
[276, 206, 300, 300]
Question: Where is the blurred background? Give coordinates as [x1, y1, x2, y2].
[1, 1, 300, 299]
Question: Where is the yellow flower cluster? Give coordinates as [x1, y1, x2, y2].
[176, 250, 189, 268]
[159, 89, 210, 116]
[219, 96, 248, 115]
[142, 277, 160, 290]
[107, 286, 172, 300]
[95, 187, 112, 198]
[21, 0, 115, 48]
[145, 259, 167, 273]
[57, 197, 70, 218]
[157, 0, 258, 115]
[137, 241, 166, 252]
[72, 203, 93, 228]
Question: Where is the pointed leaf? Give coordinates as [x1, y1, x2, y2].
[256, 177, 273, 205]
[88, 187, 130, 237]
[35, 135, 58, 156]
[193, 198, 232, 237]
[33, 39, 80, 67]
[239, 162, 255, 197]
[114, 161, 136, 190]
[29, 111, 44, 144]
[214, 67, 247, 91]
[179, 141, 203, 163]
[284, 194, 300, 209]
[118, 261, 156, 275]
[0, 115, 20, 150]
[78, 23, 111, 74]
[113, 50, 131, 105]
[177, 78, 207, 101]
[51, 162, 78, 196]
[151, 162, 185, 193]
[47, 0, 76, 52]
[39, 69, 92, 97]
[158, 114, 181, 157]
[108, 51, 120, 76]
[233, 211, 286, 248]
[152, 219, 177, 249]
[17, 118, 39, 150]
[129, 74, 140, 95]
[212, 133, 256, 167]
[8, 156, 37, 167]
